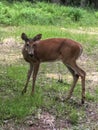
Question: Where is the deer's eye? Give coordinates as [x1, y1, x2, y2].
[26, 43, 29, 47]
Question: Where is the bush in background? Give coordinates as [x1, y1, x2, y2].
[0, 1, 97, 27]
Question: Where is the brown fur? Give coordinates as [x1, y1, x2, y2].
[21, 33, 86, 104]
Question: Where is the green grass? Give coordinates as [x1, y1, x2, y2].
[0, 1, 98, 129]
[0, 61, 97, 126]
[0, 65, 43, 122]
[0, 24, 98, 126]
[0, 63, 84, 123]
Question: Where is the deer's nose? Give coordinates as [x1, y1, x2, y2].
[29, 53, 34, 57]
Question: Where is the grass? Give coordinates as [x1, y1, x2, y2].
[0, 55, 97, 127]
[0, 65, 43, 122]
[0, 1, 98, 129]
[0, 62, 84, 122]
[0, 26, 98, 128]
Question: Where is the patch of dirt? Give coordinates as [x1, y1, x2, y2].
[0, 38, 22, 65]
[61, 27, 98, 35]
[1, 109, 71, 129]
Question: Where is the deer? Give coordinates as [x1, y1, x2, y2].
[21, 33, 86, 104]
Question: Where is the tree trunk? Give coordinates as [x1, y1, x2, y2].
[64, 0, 70, 5]
[94, 0, 98, 8]
[80, 0, 87, 7]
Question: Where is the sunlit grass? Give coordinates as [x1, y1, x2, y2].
[0, 25, 98, 44]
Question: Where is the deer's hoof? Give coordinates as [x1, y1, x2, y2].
[81, 99, 85, 104]
[58, 79, 63, 83]
[21, 89, 26, 95]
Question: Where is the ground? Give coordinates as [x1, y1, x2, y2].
[0, 35, 98, 130]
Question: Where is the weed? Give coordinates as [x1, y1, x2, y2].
[69, 109, 79, 125]
[86, 92, 95, 102]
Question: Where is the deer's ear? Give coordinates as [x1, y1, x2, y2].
[21, 33, 29, 42]
[33, 34, 42, 41]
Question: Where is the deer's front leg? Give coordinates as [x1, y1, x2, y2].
[31, 62, 40, 95]
[22, 63, 33, 95]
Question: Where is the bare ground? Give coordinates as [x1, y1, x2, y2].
[0, 38, 98, 130]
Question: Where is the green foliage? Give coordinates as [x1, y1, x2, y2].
[95, 11, 98, 18]
[0, 1, 98, 27]
[65, 8, 85, 21]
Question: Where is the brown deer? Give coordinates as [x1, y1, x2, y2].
[21, 33, 86, 104]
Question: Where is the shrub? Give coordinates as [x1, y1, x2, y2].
[66, 8, 84, 22]
[0, 1, 98, 27]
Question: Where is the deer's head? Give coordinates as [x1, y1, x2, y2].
[21, 33, 42, 57]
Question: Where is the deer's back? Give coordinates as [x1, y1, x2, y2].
[34, 38, 82, 62]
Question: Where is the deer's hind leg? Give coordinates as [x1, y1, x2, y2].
[63, 60, 86, 104]
[76, 65, 86, 104]
[66, 65, 79, 100]
[69, 63, 86, 104]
